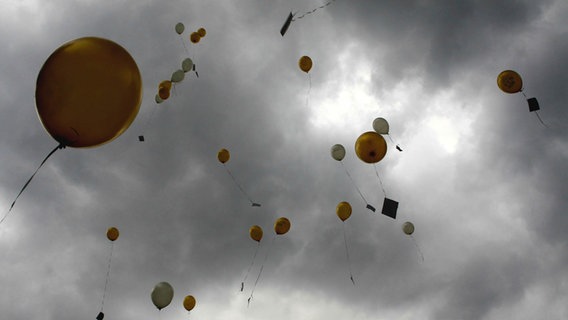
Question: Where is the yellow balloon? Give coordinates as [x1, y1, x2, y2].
[497, 70, 523, 94]
[159, 80, 172, 91]
[249, 225, 263, 242]
[190, 32, 201, 44]
[158, 86, 171, 100]
[106, 227, 119, 241]
[355, 131, 387, 164]
[298, 56, 313, 73]
[36, 37, 142, 148]
[197, 27, 207, 37]
[336, 201, 352, 221]
[183, 295, 196, 311]
[217, 148, 230, 164]
[274, 217, 291, 235]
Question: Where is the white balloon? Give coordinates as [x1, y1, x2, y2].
[175, 22, 185, 35]
[171, 69, 185, 83]
[151, 282, 174, 310]
[331, 144, 346, 161]
[182, 58, 194, 73]
[155, 94, 164, 104]
[372, 117, 389, 135]
[402, 221, 414, 235]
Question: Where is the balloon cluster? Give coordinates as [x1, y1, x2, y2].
[150, 281, 197, 313]
[155, 23, 207, 104]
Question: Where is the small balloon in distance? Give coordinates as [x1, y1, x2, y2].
[217, 148, 230, 164]
[151, 282, 174, 310]
[497, 70, 523, 94]
[106, 227, 119, 241]
[298, 56, 313, 73]
[274, 217, 291, 235]
[336, 201, 352, 221]
[331, 144, 346, 161]
[183, 295, 196, 311]
[249, 225, 263, 242]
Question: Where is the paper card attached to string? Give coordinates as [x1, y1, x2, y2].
[381, 197, 399, 219]
[527, 97, 540, 112]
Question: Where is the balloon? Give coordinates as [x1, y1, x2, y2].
[217, 148, 230, 164]
[355, 131, 387, 164]
[298, 56, 312, 73]
[158, 86, 171, 100]
[155, 94, 164, 104]
[274, 217, 291, 235]
[159, 80, 172, 91]
[372, 117, 389, 135]
[190, 32, 201, 44]
[36, 37, 142, 148]
[197, 27, 207, 37]
[171, 69, 185, 83]
[182, 58, 194, 73]
[151, 282, 174, 310]
[249, 225, 263, 242]
[175, 22, 185, 35]
[183, 295, 196, 311]
[402, 221, 414, 235]
[336, 202, 352, 221]
[331, 144, 346, 161]
[106, 227, 119, 241]
[497, 70, 523, 94]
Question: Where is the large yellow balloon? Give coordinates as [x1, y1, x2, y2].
[249, 225, 263, 242]
[355, 131, 387, 164]
[217, 148, 230, 164]
[106, 227, 119, 241]
[183, 295, 196, 311]
[274, 217, 291, 235]
[298, 56, 313, 73]
[497, 70, 523, 94]
[336, 201, 352, 221]
[36, 37, 142, 148]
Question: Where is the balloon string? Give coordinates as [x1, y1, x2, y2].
[293, 0, 337, 20]
[410, 235, 424, 262]
[100, 241, 115, 312]
[179, 35, 191, 57]
[342, 222, 355, 285]
[340, 162, 369, 206]
[248, 236, 275, 306]
[305, 74, 311, 108]
[223, 164, 259, 206]
[534, 111, 549, 129]
[0, 143, 65, 225]
[241, 242, 261, 292]
[373, 164, 387, 198]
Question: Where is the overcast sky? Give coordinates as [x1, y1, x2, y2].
[1, 1, 567, 319]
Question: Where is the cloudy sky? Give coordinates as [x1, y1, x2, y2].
[1, 0, 567, 319]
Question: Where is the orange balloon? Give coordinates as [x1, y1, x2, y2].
[197, 27, 207, 37]
[336, 201, 352, 221]
[249, 225, 263, 242]
[217, 148, 230, 164]
[355, 131, 387, 164]
[298, 56, 313, 73]
[274, 217, 291, 235]
[190, 32, 201, 44]
[159, 80, 172, 91]
[158, 86, 171, 100]
[36, 37, 142, 148]
[106, 227, 119, 241]
[497, 70, 523, 94]
[183, 295, 196, 311]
